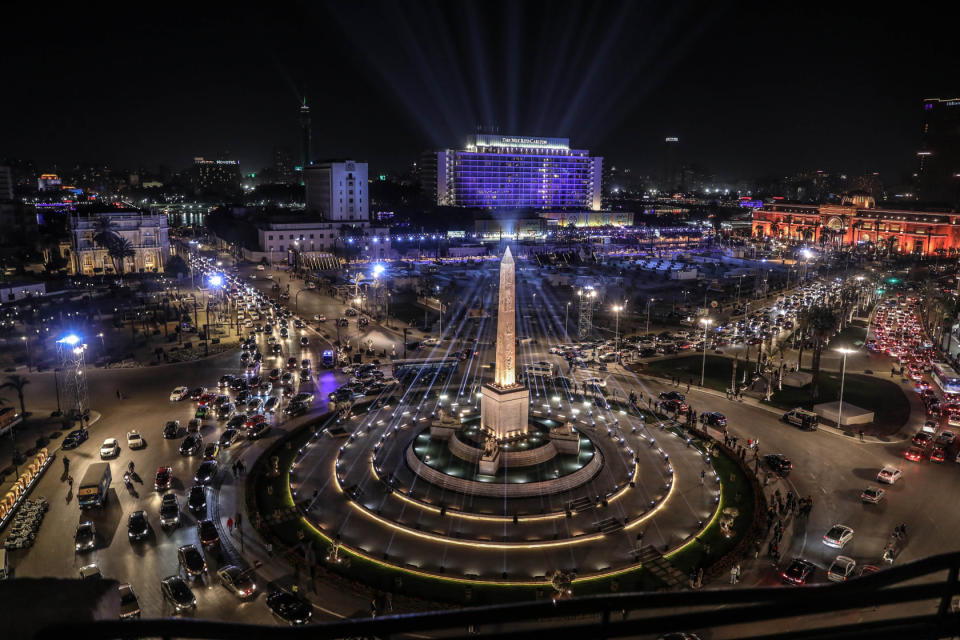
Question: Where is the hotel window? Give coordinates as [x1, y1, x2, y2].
[268, 235, 273, 240]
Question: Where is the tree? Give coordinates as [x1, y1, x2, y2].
[92, 216, 119, 250]
[806, 306, 840, 400]
[165, 254, 190, 278]
[2, 375, 30, 417]
[107, 237, 136, 280]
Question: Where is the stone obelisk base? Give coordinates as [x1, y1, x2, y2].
[481, 384, 530, 440]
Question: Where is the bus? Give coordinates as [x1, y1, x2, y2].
[931, 362, 960, 395]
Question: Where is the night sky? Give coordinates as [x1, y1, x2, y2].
[2, 1, 956, 181]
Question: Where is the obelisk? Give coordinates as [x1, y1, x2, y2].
[481, 246, 529, 440]
[494, 246, 517, 388]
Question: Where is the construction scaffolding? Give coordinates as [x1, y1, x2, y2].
[578, 286, 596, 340]
[57, 335, 89, 421]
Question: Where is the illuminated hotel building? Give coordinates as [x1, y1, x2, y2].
[751, 193, 960, 256]
[434, 135, 602, 210]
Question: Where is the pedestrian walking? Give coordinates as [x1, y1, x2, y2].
[699, 470, 705, 485]
[858, 429, 864, 441]
[117, 389, 121, 399]
[265, 542, 273, 557]
[128, 461, 135, 473]
[686, 380, 691, 393]
[227, 517, 234, 532]
[730, 564, 739, 584]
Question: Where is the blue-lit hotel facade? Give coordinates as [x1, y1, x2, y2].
[435, 135, 603, 210]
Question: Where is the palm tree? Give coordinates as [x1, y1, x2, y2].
[2, 375, 30, 417]
[92, 216, 119, 250]
[107, 237, 136, 280]
[807, 306, 840, 400]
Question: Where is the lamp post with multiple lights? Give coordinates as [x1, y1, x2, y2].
[700, 318, 714, 387]
[835, 347, 855, 428]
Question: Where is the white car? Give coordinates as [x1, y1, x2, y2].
[169, 386, 189, 402]
[827, 555, 857, 582]
[100, 438, 120, 459]
[876, 466, 903, 485]
[127, 430, 145, 450]
[860, 486, 885, 504]
[421, 337, 440, 346]
[581, 377, 607, 388]
[823, 524, 854, 549]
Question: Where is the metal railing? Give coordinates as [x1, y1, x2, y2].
[33, 552, 960, 640]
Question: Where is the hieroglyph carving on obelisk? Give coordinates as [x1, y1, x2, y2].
[494, 246, 517, 388]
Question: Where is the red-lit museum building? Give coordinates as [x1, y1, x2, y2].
[751, 194, 960, 256]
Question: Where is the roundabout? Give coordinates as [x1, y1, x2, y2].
[249, 249, 748, 595]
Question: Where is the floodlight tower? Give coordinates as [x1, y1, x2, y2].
[57, 334, 89, 421]
[577, 286, 597, 340]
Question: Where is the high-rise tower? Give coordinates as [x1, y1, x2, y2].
[299, 97, 312, 176]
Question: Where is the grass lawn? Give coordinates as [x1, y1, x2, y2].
[764, 370, 909, 436]
[830, 325, 867, 350]
[640, 355, 742, 394]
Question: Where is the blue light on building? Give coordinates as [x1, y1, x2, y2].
[436, 135, 603, 210]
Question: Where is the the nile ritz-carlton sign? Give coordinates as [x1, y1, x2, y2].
[751, 193, 960, 256]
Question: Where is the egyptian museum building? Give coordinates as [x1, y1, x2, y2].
[751, 193, 960, 256]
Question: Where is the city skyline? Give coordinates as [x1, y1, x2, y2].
[2, 1, 957, 181]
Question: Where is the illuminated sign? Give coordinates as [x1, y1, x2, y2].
[947, 101, 960, 107]
[739, 200, 763, 208]
[472, 134, 570, 150]
[665, 137, 679, 142]
[447, 230, 465, 238]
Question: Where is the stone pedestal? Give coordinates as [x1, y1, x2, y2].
[429, 410, 460, 439]
[479, 444, 501, 475]
[549, 422, 581, 455]
[481, 384, 530, 440]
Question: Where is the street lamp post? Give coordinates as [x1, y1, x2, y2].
[295, 288, 308, 315]
[565, 302, 571, 339]
[612, 304, 623, 354]
[700, 318, 714, 386]
[21, 335, 31, 372]
[646, 298, 654, 336]
[836, 347, 855, 428]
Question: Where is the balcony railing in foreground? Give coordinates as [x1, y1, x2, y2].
[34, 552, 960, 640]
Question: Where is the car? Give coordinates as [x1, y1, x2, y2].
[179, 433, 203, 456]
[126, 430, 145, 449]
[937, 430, 956, 445]
[281, 372, 295, 385]
[79, 564, 102, 580]
[217, 565, 258, 599]
[62, 428, 89, 449]
[202, 442, 221, 460]
[246, 397, 264, 412]
[861, 485, 886, 503]
[195, 406, 210, 420]
[301, 359, 311, 369]
[99, 438, 120, 459]
[160, 493, 181, 527]
[154, 466, 173, 490]
[227, 414, 248, 430]
[284, 401, 308, 417]
[161, 575, 197, 611]
[188, 485, 207, 515]
[188, 387, 207, 401]
[912, 431, 934, 447]
[75, 521, 96, 552]
[198, 519, 220, 548]
[127, 510, 150, 541]
[699, 412, 727, 427]
[299, 369, 311, 383]
[858, 565, 881, 578]
[314, 314, 326, 322]
[293, 392, 315, 405]
[823, 524, 854, 549]
[218, 375, 235, 388]
[259, 381, 273, 394]
[194, 459, 218, 484]
[827, 555, 857, 582]
[219, 428, 240, 448]
[266, 590, 313, 625]
[170, 386, 189, 401]
[764, 454, 793, 476]
[216, 403, 236, 420]
[264, 397, 280, 413]
[345, 308, 358, 317]
[269, 367, 282, 381]
[299, 336, 309, 347]
[581, 376, 606, 388]
[248, 421, 271, 439]
[877, 466, 903, 484]
[178, 544, 207, 577]
[163, 421, 180, 439]
[287, 357, 298, 369]
[904, 446, 925, 462]
[118, 583, 142, 619]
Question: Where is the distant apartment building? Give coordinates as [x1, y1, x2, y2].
[192, 157, 241, 195]
[0, 166, 13, 201]
[304, 160, 369, 222]
[67, 206, 170, 275]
